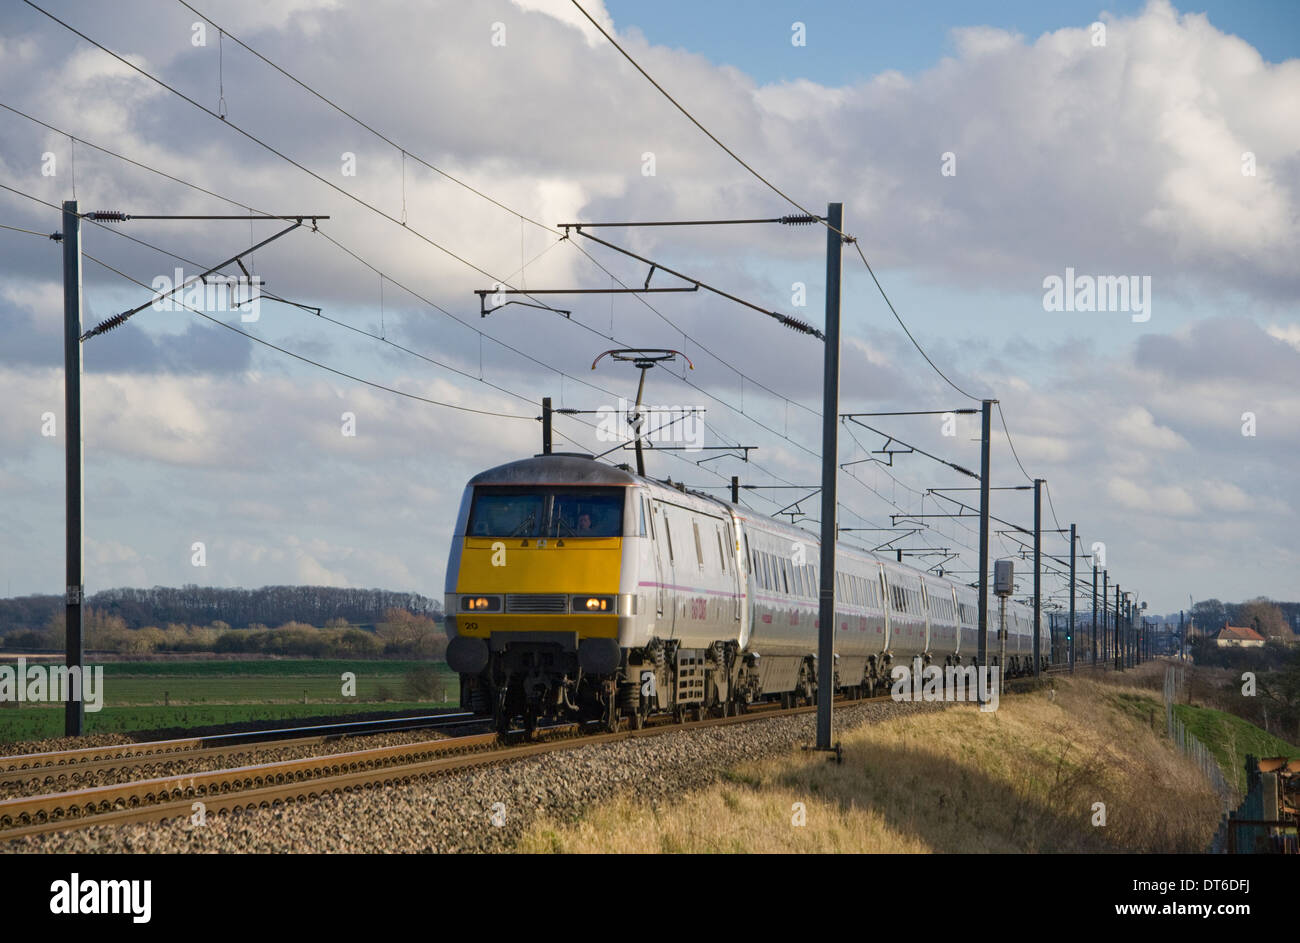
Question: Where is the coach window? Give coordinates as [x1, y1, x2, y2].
[692, 521, 705, 570]
[716, 528, 727, 572]
[664, 516, 675, 563]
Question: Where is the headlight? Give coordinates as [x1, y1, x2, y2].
[461, 595, 501, 612]
[572, 595, 615, 613]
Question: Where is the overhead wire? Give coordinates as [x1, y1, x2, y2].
[0, 220, 57, 238]
[3, 176, 798, 514]
[14, 3, 1086, 578]
[139, 4, 833, 428]
[79, 250, 533, 419]
[175, 0, 1047, 534]
[570, 0, 984, 405]
[996, 400, 1035, 484]
[175, 0, 555, 235]
[18, 0, 572, 319]
[3, 12, 833, 460]
[19, 5, 983, 547]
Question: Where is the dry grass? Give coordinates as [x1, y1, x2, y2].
[517, 678, 1222, 853]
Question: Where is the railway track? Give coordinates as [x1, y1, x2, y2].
[0, 695, 889, 842]
[0, 711, 483, 794]
[2, 670, 1105, 843]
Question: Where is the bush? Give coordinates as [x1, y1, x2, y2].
[403, 665, 441, 700]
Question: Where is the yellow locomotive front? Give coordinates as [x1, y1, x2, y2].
[444, 454, 638, 732]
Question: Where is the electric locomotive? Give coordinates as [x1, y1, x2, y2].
[443, 452, 1048, 733]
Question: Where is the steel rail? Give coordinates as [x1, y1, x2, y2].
[0, 712, 479, 779]
[1, 696, 894, 840]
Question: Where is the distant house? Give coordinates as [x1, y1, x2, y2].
[1216, 624, 1266, 648]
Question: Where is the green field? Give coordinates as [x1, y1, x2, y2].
[0, 659, 460, 745]
[1173, 702, 1300, 792]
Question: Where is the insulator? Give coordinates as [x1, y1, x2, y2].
[84, 311, 130, 338]
[87, 210, 129, 222]
[775, 312, 821, 337]
[779, 214, 819, 226]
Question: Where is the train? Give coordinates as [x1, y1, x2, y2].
[443, 453, 1048, 733]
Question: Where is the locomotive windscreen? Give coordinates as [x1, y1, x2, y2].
[468, 486, 624, 538]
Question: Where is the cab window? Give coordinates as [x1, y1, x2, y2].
[467, 489, 544, 538]
[468, 486, 624, 538]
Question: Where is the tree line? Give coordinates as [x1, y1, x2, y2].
[2, 607, 446, 660]
[0, 585, 442, 635]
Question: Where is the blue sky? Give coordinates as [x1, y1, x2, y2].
[605, 0, 1300, 82]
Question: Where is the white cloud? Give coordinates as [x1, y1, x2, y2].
[1106, 476, 1197, 516]
[0, 0, 1295, 610]
[509, 0, 613, 46]
[1267, 323, 1300, 350]
[1113, 407, 1189, 451]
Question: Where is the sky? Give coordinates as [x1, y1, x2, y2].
[0, 0, 1296, 615]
